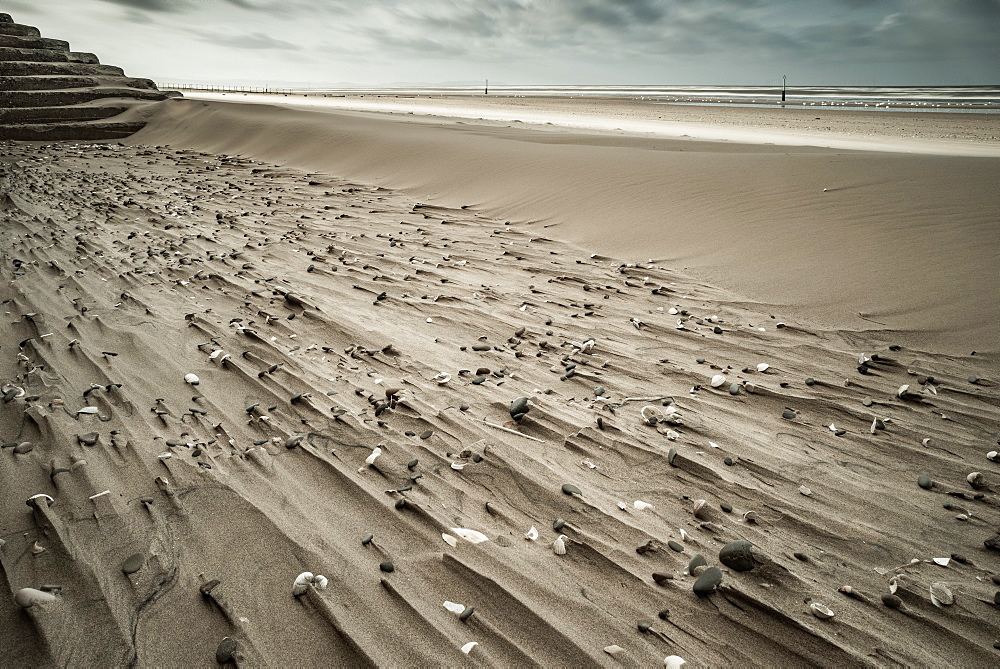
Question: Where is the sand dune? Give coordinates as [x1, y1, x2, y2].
[2, 98, 1000, 665]
[133, 98, 1000, 354]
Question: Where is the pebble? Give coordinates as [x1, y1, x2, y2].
[667, 540, 685, 553]
[15, 588, 56, 608]
[719, 540, 755, 572]
[14, 441, 34, 454]
[361, 533, 374, 546]
[561, 483, 582, 496]
[594, 385, 605, 397]
[510, 396, 530, 421]
[723, 457, 734, 466]
[658, 608, 670, 620]
[693, 566, 723, 596]
[652, 572, 673, 584]
[668, 447, 678, 466]
[862, 397, 873, 407]
[637, 619, 652, 633]
[122, 553, 145, 575]
[782, 409, 797, 419]
[805, 378, 816, 386]
[728, 383, 740, 395]
[881, 593, 903, 608]
[216, 637, 237, 664]
[918, 475, 934, 490]
[553, 518, 566, 531]
[379, 561, 395, 573]
[419, 429, 433, 440]
[720, 502, 733, 513]
[78, 432, 99, 446]
[967, 472, 986, 489]
[688, 553, 707, 572]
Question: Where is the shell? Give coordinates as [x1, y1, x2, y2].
[756, 363, 770, 372]
[743, 510, 758, 523]
[896, 384, 910, 398]
[929, 582, 954, 607]
[604, 645, 624, 656]
[524, 526, 539, 541]
[364, 447, 382, 466]
[292, 572, 315, 596]
[933, 557, 950, 567]
[710, 374, 727, 388]
[553, 534, 567, 555]
[640, 405, 661, 425]
[460, 642, 478, 654]
[809, 602, 835, 619]
[441, 533, 458, 547]
[451, 528, 490, 544]
[444, 601, 466, 614]
[312, 575, 328, 590]
[665, 656, 687, 669]
[634, 500, 654, 511]
[692, 499, 707, 518]
[184, 373, 200, 385]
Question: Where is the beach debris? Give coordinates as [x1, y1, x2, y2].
[482, 419, 544, 442]
[15, 588, 56, 608]
[932, 557, 950, 567]
[756, 363, 770, 372]
[799, 485, 813, 496]
[929, 582, 954, 607]
[460, 642, 478, 654]
[451, 528, 490, 544]
[364, 447, 382, 466]
[525, 526, 539, 541]
[641, 405, 661, 425]
[710, 374, 726, 388]
[292, 572, 328, 596]
[184, 373, 200, 385]
[432, 372, 451, 385]
[553, 534, 567, 555]
[809, 602, 835, 619]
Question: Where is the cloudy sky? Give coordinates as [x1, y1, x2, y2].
[6, 0, 999, 87]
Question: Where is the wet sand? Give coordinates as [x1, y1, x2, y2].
[1, 98, 999, 666]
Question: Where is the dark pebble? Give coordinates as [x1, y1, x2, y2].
[723, 457, 734, 466]
[561, 483, 582, 496]
[636, 540, 655, 554]
[719, 540, 755, 572]
[14, 441, 33, 454]
[472, 344, 491, 351]
[78, 432, 99, 446]
[404, 430, 416, 437]
[729, 383, 740, 396]
[379, 561, 395, 573]
[862, 397, 873, 407]
[688, 554, 707, 572]
[459, 606, 475, 621]
[407, 459, 418, 470]
[805, 378, 816, 386]
[658, 608, 670, 620]
[419, 430, 433, 439]
[553, 518, 566, 531]
[652, 572, 673, 584]
[782, 409, 797, 419]
[881, 593, 902, 609]
[122, 553, 144, 575]
[720, 502, 733, 513]
[459, 403, 470, 411]
[361, 533, 374, 546]
[216, 637, 237, 664]
[968, 375, 980, 384]
[594, 385, 605, 397]
[510, 397, 530, 420]
[713, 326, 723, 334]
[917, 475, 933, 490]
[693, 567, 723, 596]
[472, 376, 486, 385]
[667, 540, 684, 553]
[696, 358, 706, 364]
[668, 447, 678, 466]
[637, 620, 652, 633]
[793, 552, 808, 562]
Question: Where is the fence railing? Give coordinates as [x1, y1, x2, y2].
[156, 83, 295, 94]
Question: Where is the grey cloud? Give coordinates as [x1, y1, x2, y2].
[202, 31, 303, 50]
[97, 0, 187, 12]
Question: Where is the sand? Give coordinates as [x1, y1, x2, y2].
[1, 96, 999, 667]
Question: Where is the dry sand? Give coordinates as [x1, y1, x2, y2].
[1, 97, 999, 667]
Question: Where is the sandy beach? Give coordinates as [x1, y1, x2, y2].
[3, 95, 1000, 666]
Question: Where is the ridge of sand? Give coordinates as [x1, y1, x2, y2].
[1, 137, 999, 666]
[132, 97, 1000, 354]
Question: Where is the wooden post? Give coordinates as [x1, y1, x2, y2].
[781, 75, 786, 102]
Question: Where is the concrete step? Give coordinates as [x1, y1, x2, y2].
[0, 120, 147, 141]
[0, 105, 129, 124]
[0, 46, 71, 62]
[0, 34, 70, 51]
[2, 88, 169, 108]
[0, 23, 41, 37]
[0, 61, 124, 77]
[0, 76, 157, 92]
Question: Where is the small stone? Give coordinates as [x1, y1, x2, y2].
[78, 432, 99, 446]
[14, 588, 56, 608]
[594, 385, 605, 397]
[361, 533, 374, 546]
[561, 483, 582, 496]
[862, 397, 873, 407]
[805, 378, 816, 386]
[968, 375, 980, 384]
[459, 402, 470, 411]
[723, 457, 734, 466]
[668, 447, 678, 466]
[667, 540, 685, 553]
[14, 441, 33, 454]
[967, 472, 986, 489]
[881, 593, 903, 609]
[713, 326, 723, 334]
[419, 430, 433, 440]
[510, 397, 530, 420]
[459, 605, 475, 621]
[553, 518, 566, 531]
[729, 383, 740, 395]
[216, 637, 237, 664]
[687, 553, 707, 572]
[720, 502, 733, 513]
[658, 608, 670, 620]
[379, 561, 395, 573]
[652, 572, 673, 584]
[637, 619, 652, 633]
[782, 409, 797, 419]
[693, 566, 723, 596]
[918, 475, 934, 490]
[122, 553, 144, 575]
[719, 540, 755, 572]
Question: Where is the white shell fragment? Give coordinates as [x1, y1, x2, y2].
[292, 571, 327, 596]
[442, 533, 458, 547]
[756, 363, 769, 372]
[604, 645, 625, 655]
[184, 373, 200, 385]
[641, 405, 661, 425]
[443, 601, 466, 614]
[933, 557, 951, 567]
[665, 655, 687, 668]
[77, 407, 99, 415]
[451, 528, 490, 544]
[524, 526, 539, 541]
[365, 447, 382, 466]
[633, 500, 654, 511]
[810, 602, 835, 619]
[929, 582, 954, 607]
[553, 534, 567, 555]
[710, 374, 726, 388]
[460, 642, 479, 654]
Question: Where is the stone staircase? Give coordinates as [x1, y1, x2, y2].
[0, 13, 178, 140]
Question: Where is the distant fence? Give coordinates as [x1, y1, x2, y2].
[156, 83, 295, 94]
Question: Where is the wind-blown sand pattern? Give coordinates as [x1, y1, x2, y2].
[2, 115, 999, 666]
